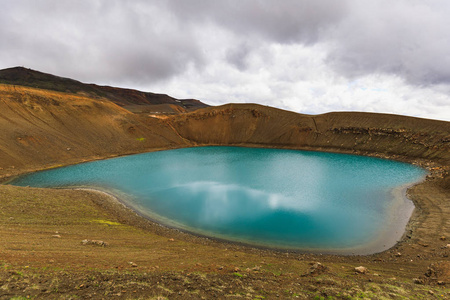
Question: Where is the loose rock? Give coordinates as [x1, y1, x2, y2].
[355, 266, 368, 274]
[251, 266, 261, 272]
[304, 262, 328, 277]
[81, 239, 108, 247]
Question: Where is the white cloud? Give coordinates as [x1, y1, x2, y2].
[149, 42, 450, 121]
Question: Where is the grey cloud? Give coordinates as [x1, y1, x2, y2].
[166, 0, 450, 88]
[325, 0, 450, 86]
[0, 0, 204, 85]
[1, 0, 450, 107]
[2, 0, 350, 84]
[166, 0, 350, 44]
[226, 43, 253, 71]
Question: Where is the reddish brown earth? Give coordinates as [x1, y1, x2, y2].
[0, 70, 449, 299]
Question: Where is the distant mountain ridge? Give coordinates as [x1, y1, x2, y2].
[0, 67, 209, 113]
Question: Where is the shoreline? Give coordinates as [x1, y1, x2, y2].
[351, 181, 420, 255]
[10, 146, 433, 257]
[70, 180, 423, 256]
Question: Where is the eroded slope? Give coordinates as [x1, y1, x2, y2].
[0, 85, 187, 174]
[168, 103, 450, 164]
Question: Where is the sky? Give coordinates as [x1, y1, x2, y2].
[1, 0, 450, 121]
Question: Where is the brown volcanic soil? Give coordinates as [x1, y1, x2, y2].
[0, 84, 449, 299]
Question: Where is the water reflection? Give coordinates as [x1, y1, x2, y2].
[10, 146, 426, 253]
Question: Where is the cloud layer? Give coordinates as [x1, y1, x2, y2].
[1, 0, 449, 120]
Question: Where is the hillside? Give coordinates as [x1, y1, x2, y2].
[0, 67, 209, 113]
[168, 104, 450, 163]
[1, 83, 448, 180]
[0, 84, 188, 173]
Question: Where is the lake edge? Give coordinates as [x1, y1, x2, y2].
[8, 146, 428, 255]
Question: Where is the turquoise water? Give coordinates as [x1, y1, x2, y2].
[10, 147, 426, 254]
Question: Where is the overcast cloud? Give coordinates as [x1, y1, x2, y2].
[1, 0, 449, 121]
